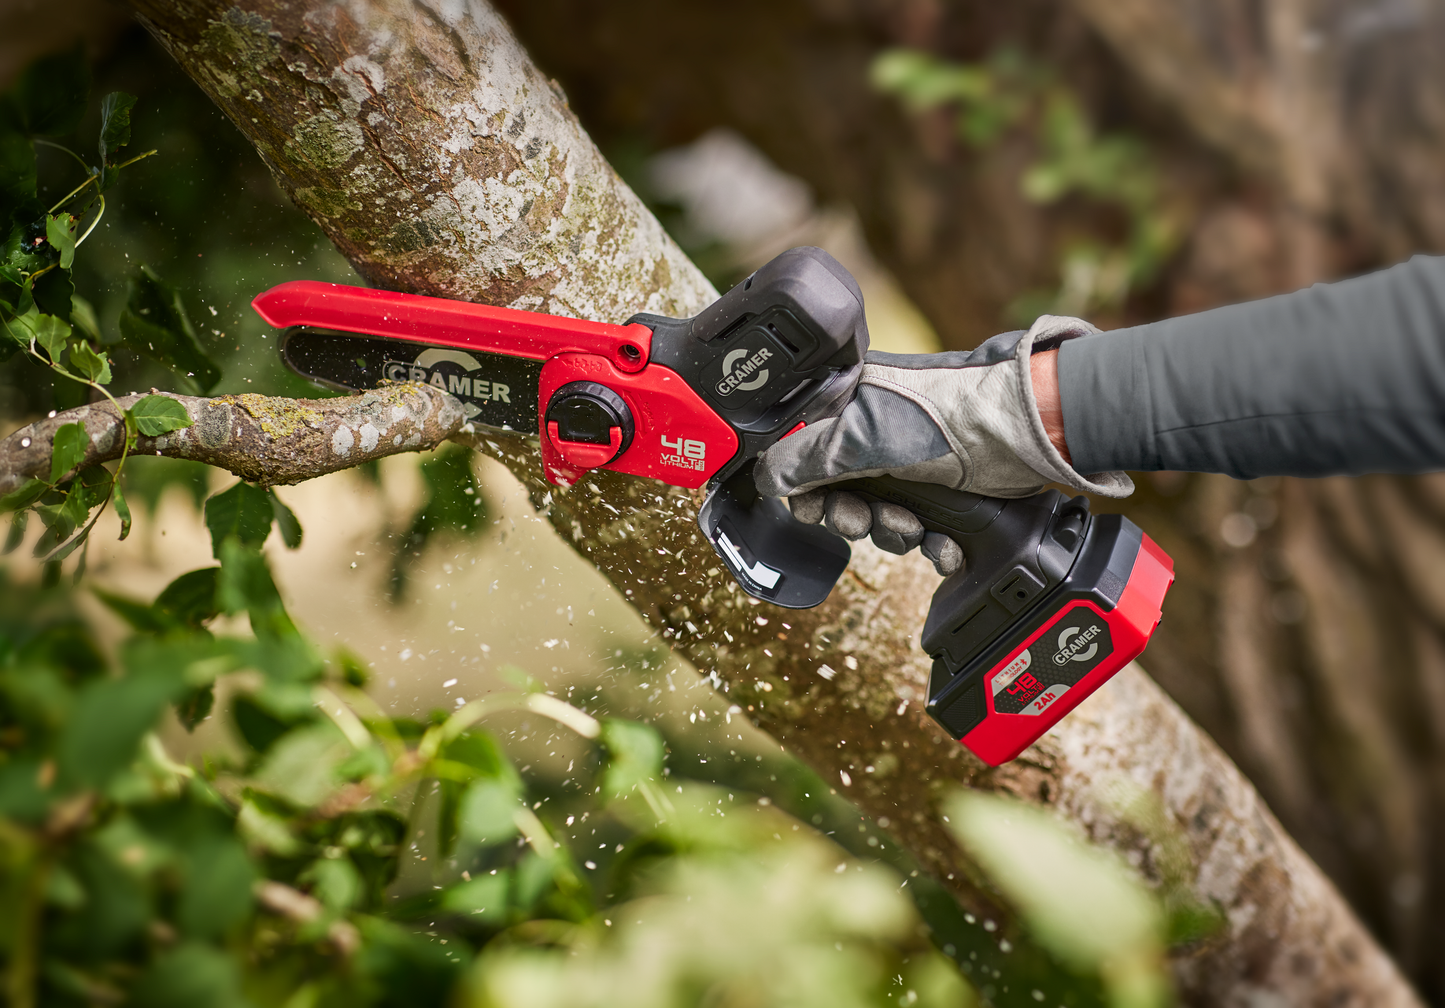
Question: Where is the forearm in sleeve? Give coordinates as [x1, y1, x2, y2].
[1058, 255, 1445, 479]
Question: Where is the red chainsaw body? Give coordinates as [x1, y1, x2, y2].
[536, 353, 737, 488]
[252, 280, 735, 488]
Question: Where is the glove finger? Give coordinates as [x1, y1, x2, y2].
[788, 489, 827, 525]
[824, 491, 872, 541]
[921, 531, 964, 577]
[868, 501, 924, 555]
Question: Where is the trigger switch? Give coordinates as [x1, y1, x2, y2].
[545, 381, 635, 469]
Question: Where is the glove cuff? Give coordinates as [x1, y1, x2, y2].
[1014, 315, 1135, 500]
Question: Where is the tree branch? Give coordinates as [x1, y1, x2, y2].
[0, 384, 464, 494]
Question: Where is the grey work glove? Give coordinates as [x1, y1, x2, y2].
[754, 315, 1134, 575]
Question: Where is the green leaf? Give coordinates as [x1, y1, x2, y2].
[96, 91, 135, 174]
[11, 307, 70, 360]
[13, 47, 89, 137]
[130, 394, 193, 436]
[31, 482, 90, 556]
[45, 213, 74, 269]
[175, 683, 216, 731]
[57, 669, 185, 789]
[154, 568, 221, 627]
[0, 477, 45, 512]
[300, 856, 362, 912]
[601, 717, 665, 798]
[457, 778, 522, 847]
[204, 482, 275, 558]
[270, 490, 302, 549]
[68, 340, 110, 384]
[2, 509, 25, 554]
[49, 420, 87, 483]
[117, 265, 221, 394]
[944, 791, 1164, 974]
[93, 586, 172, 633]
[31, 261, 73, 318]
[69, 294, 99, 342]
[176, 836, 255, 938]
[231, 694, 297, 754]
[253, 721, 352, 807]
[112, 476, 131, 540]
[440, 872, 508, 922]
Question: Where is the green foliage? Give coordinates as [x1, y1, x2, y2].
[871, 47, 1182, 319]
[0, 49, 220, 576]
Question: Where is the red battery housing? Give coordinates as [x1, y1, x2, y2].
[922, 515, 1174, 767]
[960, 533, 1173, 765]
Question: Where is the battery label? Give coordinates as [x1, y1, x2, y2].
[991, 605, 1115, 716]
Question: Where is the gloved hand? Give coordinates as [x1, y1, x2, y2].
[754, 314, 1134, 575]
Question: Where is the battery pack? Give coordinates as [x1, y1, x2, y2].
[924, 517, 1175, 766]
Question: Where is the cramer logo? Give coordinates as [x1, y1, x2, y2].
[384, 348, 510, 420]
[716, 346, 773, 397]
[1053, 623, 1103, 666]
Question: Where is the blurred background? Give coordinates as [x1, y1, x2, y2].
[7, 0, 1445, 1003]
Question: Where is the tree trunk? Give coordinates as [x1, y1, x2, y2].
[122, 1, 1420, 1004]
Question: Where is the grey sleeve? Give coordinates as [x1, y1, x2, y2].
[1058, 255, 1445, 479]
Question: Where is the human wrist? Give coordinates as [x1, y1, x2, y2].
[1030, 348, 1071, 464]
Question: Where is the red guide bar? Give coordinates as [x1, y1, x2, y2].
[251, 281, 654, 373]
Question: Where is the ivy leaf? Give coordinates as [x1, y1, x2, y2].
[69, 341, 110, 384]
[49, 420, 88, 483]
[45, 213, 75, 270]
[11, 307, 70, 360]
[129, 394, 193, 436]
[0, 477, 45, 513]
[97, 92, 137, 191]
[270, 491, 303, 549]
[13, 47, 89, 137]
[204, 482, 275, 558]
[117, 266, 221, 394]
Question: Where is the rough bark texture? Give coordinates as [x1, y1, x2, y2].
[0, 384, 464, 494]
[492, 0, 1445, 999]
[114, 1, 1421, 1004]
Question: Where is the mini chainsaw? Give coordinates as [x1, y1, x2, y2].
[252, 247, 1173, 766]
